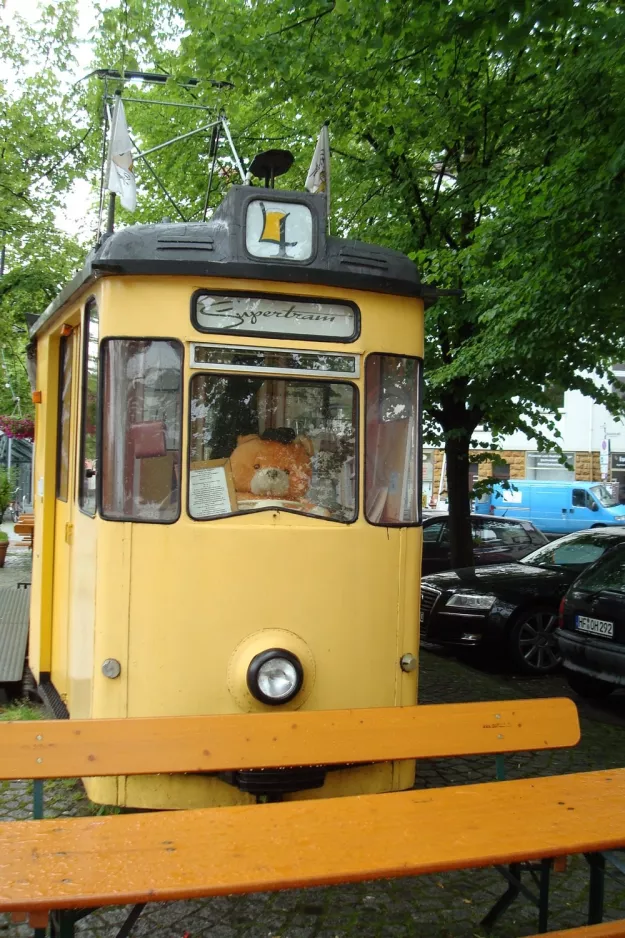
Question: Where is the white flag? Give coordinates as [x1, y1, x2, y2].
[305, 123, 330, 210]
[105, 97, 136, 212]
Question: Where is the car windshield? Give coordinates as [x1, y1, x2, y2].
[590, 484, 619, 508]
[520, 533, 619, 571]
[575, 547, 625, 594]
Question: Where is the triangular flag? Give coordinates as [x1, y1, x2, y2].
[305, 123, 330, 212]
[105, 97, 136, 212]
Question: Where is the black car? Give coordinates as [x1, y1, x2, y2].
[422, 514, 547, 575]
[420, 528, 625, 675]
[558, 543, 625, 697]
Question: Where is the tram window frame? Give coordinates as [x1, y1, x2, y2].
[190, 290, 361, 344]
[78, 299, 99, 517]
[186, 372, 359, 525]
[364, 351, 423, 528]
[55, 330, 74, 503]
[98, 337, 184, 525]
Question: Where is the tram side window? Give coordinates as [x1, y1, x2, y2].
[189, 375, 357, 521]
[79, 302, 98, 515]
[365, 353, 421, 525]
[56, 332, 74, 501]
[101, 339, 183, 522]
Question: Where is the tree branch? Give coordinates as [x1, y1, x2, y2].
[262, 2, 335, 39]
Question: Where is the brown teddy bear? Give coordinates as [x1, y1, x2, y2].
[230, 428, 326, 514]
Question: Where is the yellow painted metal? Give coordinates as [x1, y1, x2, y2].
[28, 332, 58, 679]
[29, 273, 424, 809]
[49, 329, 77, 699]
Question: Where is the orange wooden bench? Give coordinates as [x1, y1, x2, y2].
[0, 697, 614, 938]
[13, 514, 34, 549]
[526, 924, 625, 938]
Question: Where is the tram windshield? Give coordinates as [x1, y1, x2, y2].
[189, 375, 357, 521]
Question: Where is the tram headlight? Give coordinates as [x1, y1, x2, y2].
[247, 648, 304, 705]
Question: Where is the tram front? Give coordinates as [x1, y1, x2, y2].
[29, 179, 426, 809]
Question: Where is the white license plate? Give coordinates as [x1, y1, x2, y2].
[576, 615, 614, 638]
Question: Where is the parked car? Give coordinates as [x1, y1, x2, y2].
[422, 513, 547, 576]
[558, 542, 625, 697]
[420, 528, 625, 675]
[474, 480, 625, 535]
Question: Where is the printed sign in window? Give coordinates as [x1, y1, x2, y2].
[189, 459, 238, 518]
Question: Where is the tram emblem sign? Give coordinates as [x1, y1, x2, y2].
[245, 199, 313, 261]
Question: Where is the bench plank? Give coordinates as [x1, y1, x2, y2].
[526, 923, 625, 938]
[0, 698, 580, 779]
[0, 768, 621, 915]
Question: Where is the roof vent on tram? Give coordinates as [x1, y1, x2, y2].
[156, 228, 215, 254]
[337, 247, 389, 273]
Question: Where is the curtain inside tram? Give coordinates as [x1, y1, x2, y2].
[101, 339, 183, 522]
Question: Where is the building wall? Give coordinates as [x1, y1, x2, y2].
[425, 447, 608, 502]
[475, 450, 527, 479]
[425, 375, 625, 502]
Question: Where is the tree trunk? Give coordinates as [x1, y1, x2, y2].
[445, 436, 474, 569]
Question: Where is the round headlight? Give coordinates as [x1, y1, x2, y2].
[247, 648, 304, 705]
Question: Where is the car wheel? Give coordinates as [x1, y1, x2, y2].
[508, 608, 562, 674]
[565, 670, 615, 698]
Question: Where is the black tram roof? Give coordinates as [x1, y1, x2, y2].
[30, 186, 429, 338]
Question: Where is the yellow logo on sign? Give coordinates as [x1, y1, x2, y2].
[259, 202, 297, 258]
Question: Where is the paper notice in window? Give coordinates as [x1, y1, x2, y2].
[189, 459, 237, 518]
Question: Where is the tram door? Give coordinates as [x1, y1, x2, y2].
[50, 328, 79, 700]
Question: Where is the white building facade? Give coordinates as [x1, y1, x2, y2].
[423, 368, 625, 505]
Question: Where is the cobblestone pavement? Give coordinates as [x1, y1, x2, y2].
[2, 542, 625, 937]
[0, 521, 32, 591]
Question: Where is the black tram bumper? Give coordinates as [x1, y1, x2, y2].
[218, 766, 327, 796]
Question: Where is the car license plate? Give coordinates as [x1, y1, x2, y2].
[576, 615, 614, 638]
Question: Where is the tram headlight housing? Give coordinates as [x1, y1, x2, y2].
[247, 648, 304, 705]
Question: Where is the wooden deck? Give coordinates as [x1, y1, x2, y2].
[0, 586, 30, 683]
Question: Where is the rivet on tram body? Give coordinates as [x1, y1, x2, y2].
[102, 658, 122, 680]
[36, 734, 42, 741]
[400, 654, 417, 673]
[36, 758, 42, 764]
[497, 734, 503, 739]
[495, 714, 501, 719]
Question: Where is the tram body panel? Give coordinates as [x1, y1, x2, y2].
[29, 331, 60, 684]
[124, 520, 406, 715]
[66, 507, 97, 718]
[97, 275, 421, 355]
[28, 184, 426, 809]
[49, 326, 80, 699]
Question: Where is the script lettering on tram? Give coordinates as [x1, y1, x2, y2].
[193, 293, 358, 341]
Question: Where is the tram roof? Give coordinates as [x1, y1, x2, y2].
[30, 186, 428, 338]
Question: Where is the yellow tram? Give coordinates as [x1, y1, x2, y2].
[27, 174, 425, 809]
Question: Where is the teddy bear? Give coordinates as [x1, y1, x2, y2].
[229, 428, 328, 515]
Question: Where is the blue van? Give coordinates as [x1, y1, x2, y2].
[474, 480, 625, 534]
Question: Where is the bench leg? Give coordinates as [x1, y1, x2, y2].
[586, 852, 606, 925]
[47, 905, 145, 938]
[50, 911, 75, 938]
[538, 857, 551, 933]
[480, 862, 522, 931]
[116, 903, 146, 938]
[481, 860, 552, 934]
